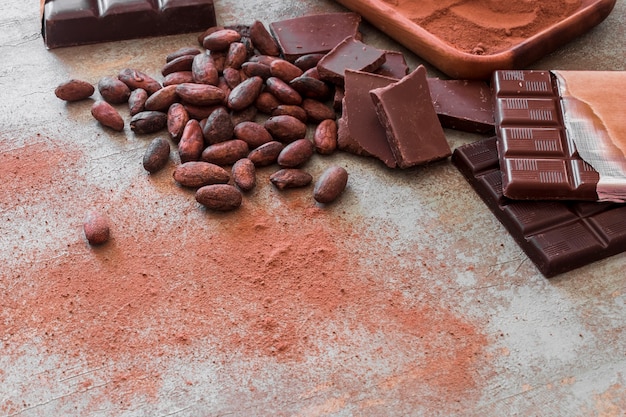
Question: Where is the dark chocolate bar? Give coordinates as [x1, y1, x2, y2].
[42, 0, 216, 49]
[317, 36, 386, 85]
[492, 70, 600, 200]
[452, 137, 626, 277]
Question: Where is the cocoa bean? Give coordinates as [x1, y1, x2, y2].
[197, 26, 225, 46]
[202, 106, 234, 145]
[249, 55, 281, 66]
[178, 119, 204, 163]
[173, 161, 230, 188]
[230, 106, 258, 126]
[128, 88, 148, 116]
[201, 139, 249, 165]
[227, 76, 264, 111]
[184, 103, 221, 120]
[163, 71, 195, 86]
[289, 76, 332, 100]
[241, 62, 271, 79]
[118, 68, 162, 95]
[302, 67, 321, 79]
[313, 166, 348, 204]
[277, 139, 314, 168]
[217, 77, 232, 106]
[166, 46, 201, 62]
[222, 67, 242, 89]
[294, 53, 325, 71]
[225, 42, 248, 69]
[254, 91, 281, 114]
[234, 121, 273, 148]
[249, 20, 280, 56]
[301, 98, 336, 123]
[195, 184, 242, 211]
[271, 105, 307, 123]
[270, 169, 313, 190]
[167, 103, 189, 143]
[209, 51, 227, 73]
[313, 119, 338, 155]
[264, 115, 307, 143]
[98, 76, 131, 104]
[265, 77, 302, 105]
[130, 111, 167, 134]
[248, 141, 284, 166]
[232, 158, 256, 191]
[144, 85, 179, 112]
[55, 79, 94, 102]
[176, 83, 225, 106]
[143, 137, 171, 173]
[91, 100, 124, 131]
[202, 29, 241, 51]
[161, 54, 195, 76]
[192, 52, 219, 85]
[269, 59, 303, 83]
[83, 210, 110, 245]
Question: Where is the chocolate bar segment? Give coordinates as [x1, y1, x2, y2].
[493, 70, 600, 200]
[42, 0, 216, 49]
[452, 137, 626, 277]
[317, 36, 386, 85]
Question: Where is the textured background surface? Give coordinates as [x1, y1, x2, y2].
[0, 0, 624, 416]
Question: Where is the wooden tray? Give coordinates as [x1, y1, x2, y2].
[334, 0, 617, 79]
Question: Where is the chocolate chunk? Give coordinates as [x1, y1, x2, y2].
[42, 0, 216, 49]
[370, 66, 451, 168]
[427, 78, 494, 134]
[374, 51, 409, 79]
[269, 13, 361, 62]
[452, 137, 626, 278]
[317, 36, 386, 85]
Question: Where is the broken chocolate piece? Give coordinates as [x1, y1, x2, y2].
[375, 51, 409, 79]
[370, 66, 451, 168]
[316, 36, 387, 85]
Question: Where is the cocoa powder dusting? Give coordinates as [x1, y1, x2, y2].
[1, 139, 490, 414]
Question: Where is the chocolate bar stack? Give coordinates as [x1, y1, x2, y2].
[452, 70, 626, 277]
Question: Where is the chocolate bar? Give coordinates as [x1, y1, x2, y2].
[42, 0, 216, 49]
[492, 70, 626, 202]
[452, 137, 626, 277]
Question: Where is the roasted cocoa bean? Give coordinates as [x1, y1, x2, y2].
[232, 158, 256, 191]
[233, 121, 273, 148]
[254, 91, 281, 114]
[202, 29, 241, 51]
[313, 165, 348, 204]
[55, 79, 94, 102]
[144, 85, 179, 112]
[230, 106, 258, 126]
[91, 100, 124, 131]
[270, 169, 313, 190]
[184, 103, 221, 120]
[241, 62, 271, 79]
[202, 106, 234, 145]
[197, 26, 225, 46]
[163, 71, 195, 86]
[313, 119, 338, 155]
[271, 105, 307, 123]
[201, 139, 249, 165]
[249, 20, 280, 56]
[289, 76, 332, 100]
[176, 83, 225, 106]
[249, 55, 281, 66]
[130, 111, 167, 134]
[227, 76, 264, 111]
[265, 77, 302, 105]
[161, 54, 195, 76]
[178, 119, 204, 163]
[118, 68, 162, 95]
[173, 161, 230, 188]
[294, 54, 325, 71]
[269, 59, 303, 83]
[277, 139, 314, 167]
[225, 42, 248, 69]
[128, 88, 148, 116]
[195, 184, 242, 211]
[302, 67, 321, 79]
[143, 137, 171, 173]
[167, 103, 189, 143]
[166, 46, 201, 62]
[83, 210, 110, 245]
[98, 76, 131, 104]
[264, 115, 307, 143]
[192, 52, 219, 85]
[248, 141, 284, 166]
[301, 98, 336, 122]
[222, 67, 242, 89]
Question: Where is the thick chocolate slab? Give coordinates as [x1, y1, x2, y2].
[370, 66, 451, 168]
[42, 0, 216, 49]
[317, 36, 386, 85]
[452, 137, 626, 277]
[268, 13, 361, 62]
[492, 70, 600, 200]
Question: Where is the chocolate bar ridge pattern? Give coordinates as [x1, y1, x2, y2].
[42, 0, 217, 49]
[452, 137, 626, 278]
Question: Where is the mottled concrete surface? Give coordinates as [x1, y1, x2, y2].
[0, 1, 625, 416]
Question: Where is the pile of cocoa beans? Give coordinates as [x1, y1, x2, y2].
[55, 20, 349, 212]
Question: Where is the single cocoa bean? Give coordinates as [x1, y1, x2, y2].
[91, 100, 124, 131]
[217, 77, 232, 106]
[144, 85, 179, 112]
[313, 165, 348, 204]
[270, 169, 313, 190]
[163, 71, 195, 86]
[222, 67, 242, 89]
[277, 139, 314, 168]
[302, 98, 336, 123]
[55, 79, 94, 101]
[173, 161, 230, 188]
[225, 42, 247, 69]
[289, 76, 332, 100]
[302, 67, 320, 79]
[202, 106, 234, 145]
[264, 115, 307, 143]
[167, 103, 189, 143]
[265, 77, 302, 105]
[143, 137, 171, 173]
[230, 106, 258, 126]
[241, 62, 271, 79]
[254, 91, 281, 114]
[233, 121, 273, 148]
[195, 184, 242, 211]
[161, 55, 195, 76]
[118, 68, 162, 95]
[209, 51, 227, 73]
[83, 210, 110, 245]
[249, 55, 281, 66]
[227, 76, 264, 111]
[249, 20, 280, 56]
[272, 105, 307, 123]
[232, 158, 256, 191]
[197, 25, 225, 46]
[202, 29, 241, 51]
[166, 46, 201, 62]
[248, 141, 284, 166]
[130, 111, 167, 134]
[184, 103, 221, 120]
[176, 83, 225, 106]
[294, 54, 325, 71]
[178, 119, 204, 163]
[128, 88, 148, 116]
[192, 52, 219, 85]
[313, 119, 338, 155]
[269, 59, 303, 83]
[201, 139, 249, 165]
[98, 76, 131, 104]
